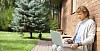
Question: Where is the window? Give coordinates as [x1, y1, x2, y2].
[71, 0, 76, 14]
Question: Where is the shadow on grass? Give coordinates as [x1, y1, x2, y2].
[23, 37, 39, 39]
[23, 37, 52, 41]
[41, 38, 52, 41]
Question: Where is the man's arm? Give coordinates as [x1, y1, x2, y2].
[82, 22, 96, 45]
[71, 21, 96, 49]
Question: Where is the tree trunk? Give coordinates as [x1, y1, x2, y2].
[20, 31, 24, 37]
[29, 31, 32, 38]
[38, 32, 42, 39]
[20, 29, 24, 37]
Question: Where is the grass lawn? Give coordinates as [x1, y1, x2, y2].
[0, 31, 50, 51]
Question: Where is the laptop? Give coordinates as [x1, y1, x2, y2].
[50, 30, 72, 48]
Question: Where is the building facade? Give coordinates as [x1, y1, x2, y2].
[60, 0, 100, 51]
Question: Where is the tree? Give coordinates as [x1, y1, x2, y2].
[10, 0, 50, 38]
[0, 0, 14, 30]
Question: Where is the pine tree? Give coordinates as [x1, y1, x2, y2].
[10, 0, 50, 38]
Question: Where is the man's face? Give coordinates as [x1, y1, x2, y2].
[77, 12, 87, 21]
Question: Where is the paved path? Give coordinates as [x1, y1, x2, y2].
[31, 40, 52, 51]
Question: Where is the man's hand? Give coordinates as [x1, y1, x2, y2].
[71, 43, 78, 49]
[64, 39, 72, 44]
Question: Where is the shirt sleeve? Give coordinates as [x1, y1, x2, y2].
[82, 22, 96, 45]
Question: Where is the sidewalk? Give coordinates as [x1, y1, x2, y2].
[31, 38, 52, 51]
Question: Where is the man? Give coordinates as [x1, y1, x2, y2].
[52, 6, 96, 51]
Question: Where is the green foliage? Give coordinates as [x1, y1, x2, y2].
[0, 7, 13, 30]
[0, 0, 13, 11]
[10, 0, 51, 33]
[0, 0, 14, 30]
[50, 16, 58, 30]
[50, 4, 60, 30]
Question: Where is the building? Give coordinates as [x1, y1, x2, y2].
[51, 0, 100, 51]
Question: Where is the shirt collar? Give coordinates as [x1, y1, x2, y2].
[80, 18, 89, 24]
